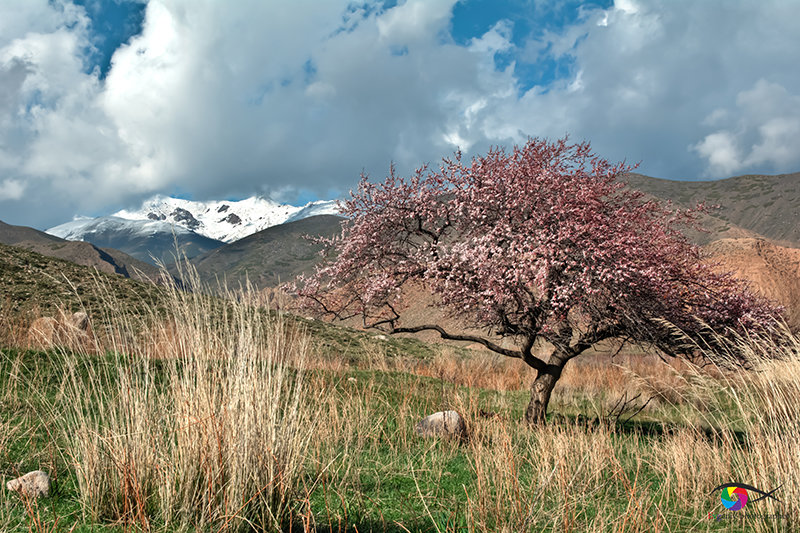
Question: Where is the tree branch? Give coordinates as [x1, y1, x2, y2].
[389, 323, 546, 371]
[567, 323, 623, 359]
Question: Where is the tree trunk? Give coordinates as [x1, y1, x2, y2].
[525, 362, 564, 425]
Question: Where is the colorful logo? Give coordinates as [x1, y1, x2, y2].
[711, 483, 782, 511]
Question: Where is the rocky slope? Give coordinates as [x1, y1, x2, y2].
[0, 242, 165, 318]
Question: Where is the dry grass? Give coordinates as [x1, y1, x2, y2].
[684, 329, 800, 526]
[48, 266, 321, 531]
[449, 329, 800, 532]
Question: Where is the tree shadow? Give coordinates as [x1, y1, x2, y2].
[550, 413, 748, 445]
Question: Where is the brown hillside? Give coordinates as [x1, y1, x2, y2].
[704, 238, 800, 328]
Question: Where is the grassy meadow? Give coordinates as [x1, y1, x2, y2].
[0, 265, 798, 532]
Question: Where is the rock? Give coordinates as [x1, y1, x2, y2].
[27, 317, 60, 348]
[66, 311, 89, 331]
[415, 410, 468, 440]
[374, 335, 388, 341]
[170, 207, 201, 230]
[223, 213, 242, 225]
[6, 470, 51, 499]
[27, 312, 91, 349]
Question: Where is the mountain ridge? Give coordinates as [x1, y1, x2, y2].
[112, 194, 339, 243]
[183, 214, 345, 289]
[0, 220, 168, 283]
[624, 171, 800, 246]
[46, 216, 225, 265]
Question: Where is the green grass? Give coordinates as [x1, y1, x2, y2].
[1, 345, 791, 532]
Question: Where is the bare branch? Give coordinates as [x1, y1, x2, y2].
[389, 323, 546, 370]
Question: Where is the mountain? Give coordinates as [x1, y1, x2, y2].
[0, 220, 168, 283]
[283, 201, 342, 225]
[45, 194, 341, 265]
[624, 172, 800, 246]
[112, 195, 340, 243]
[185, 214, 345, 289]
[46, 216, 225, 265]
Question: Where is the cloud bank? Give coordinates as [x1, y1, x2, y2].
[2, 0, 799, 228]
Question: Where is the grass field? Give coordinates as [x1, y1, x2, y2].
[0, 266, 797, 531]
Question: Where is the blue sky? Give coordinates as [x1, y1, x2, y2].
[73, 0, 146, 78]
[1, 0, 799, 229]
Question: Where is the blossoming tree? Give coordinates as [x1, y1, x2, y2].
[298, 137, 779, 424]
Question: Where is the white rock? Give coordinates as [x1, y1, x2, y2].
[66, 311, 89, 331]
[415, 410, 468, 440]
[6, 470, 51, 499]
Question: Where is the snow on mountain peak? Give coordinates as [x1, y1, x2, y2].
[110, 195, 340, 242]
[47, 215, 200, 241]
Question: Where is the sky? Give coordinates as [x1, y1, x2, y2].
[1, 0, 799, 230]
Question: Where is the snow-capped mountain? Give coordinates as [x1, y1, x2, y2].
[45, 195, 341, 264]
[112, 195, 340, 243]
[47, 216, 225, 264]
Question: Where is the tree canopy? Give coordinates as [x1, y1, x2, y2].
[298, 137, 780, 423]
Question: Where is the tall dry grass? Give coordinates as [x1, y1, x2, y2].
[52, 265, 319, 531]
[681, 327, 800, 528]
[450, 328, 800, 532]
[290, 326, 800, 532]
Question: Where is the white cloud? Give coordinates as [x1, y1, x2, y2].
[486, 1, 800, 179]
[468, 19, 514, 55]
[692, 132, 742, 177]
[0, 179, 25, 201]
[614, 0, 640, 15]
[693, 80, 800, 176]
[2, 0, 800, 229]
[376, 0, 457, 44]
